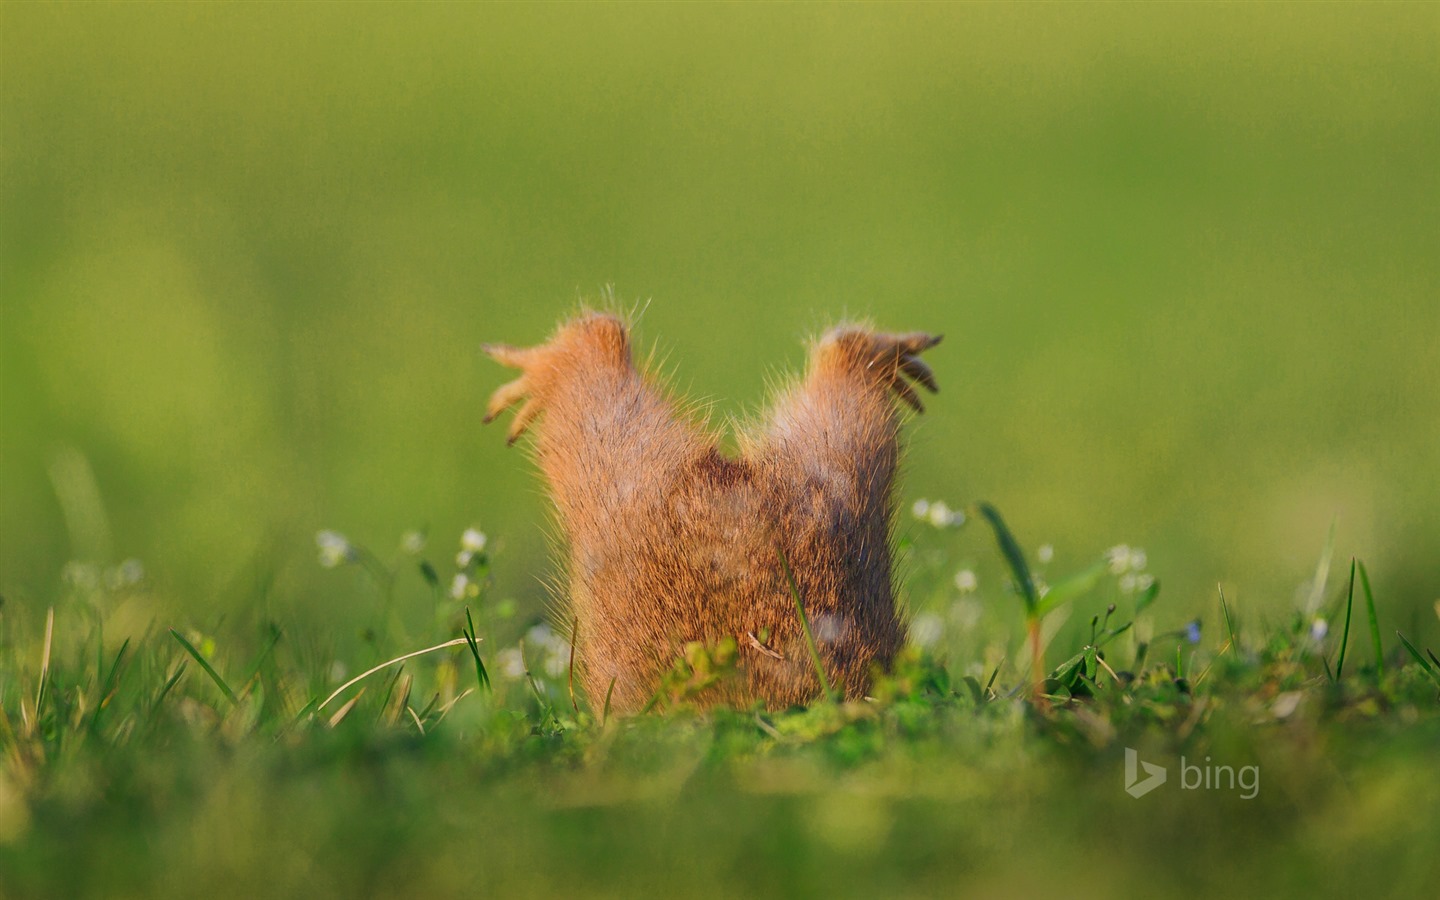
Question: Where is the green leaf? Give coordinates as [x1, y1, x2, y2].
[1218, 585, 1238, 651]
[1334, 559, 1355, 680]
[170, 628, 238, 705]
[1396, 631, 1440, 688]
[776, 543, 835, 702]
[151, 660, 187, 714]
[90, 638, 131, 732]
[462, 607, 490, 693]
[960, 675, 985, 706]
[1135, 578, 1161, 614]
[977, 503, 1037, 616]
[289, 696, 321, 728]
[1035, 559, 1107, 618]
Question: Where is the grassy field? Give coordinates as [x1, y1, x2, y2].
[2, 3, 1439, 897]
[1, 519, 1437, 899]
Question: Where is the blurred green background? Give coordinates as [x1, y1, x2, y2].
[3, 3, 1437, 638]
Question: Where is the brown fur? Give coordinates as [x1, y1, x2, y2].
[483, 312, 941, 712]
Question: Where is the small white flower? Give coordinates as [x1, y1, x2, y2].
[316, 530, 356, 568]
[1034, 574, 1050, 598]
[104, 558, 145, 590]
[460, 528, 488, 554]
[497, 648, 526, 680]
[928, 500, 952, 527]
[1310, 618, 1329, 642]
[1106, 544, 1132, 575]
[911, 612, 944, 649]
[926, 501, 964, 529]
[911, 499, 931, 520]
[1106, 544, 1147, 575]
[1136, 573, 1155, 592]
[1037, 544, 1054, 565]
[61, 561, 102, 591]
[954, 568, 978, 594]
[1119, 573, 1138, 594]
[450, 573, 471, 600]
[400, 531, 426, 555]
[456, 550, 474, 568]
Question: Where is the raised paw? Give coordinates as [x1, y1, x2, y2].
[818, 328, 943, 413]
[482, 313, 634, 445]
[481, 345, 541, 445]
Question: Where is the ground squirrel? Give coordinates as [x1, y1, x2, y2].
[484, 312, 941, 712]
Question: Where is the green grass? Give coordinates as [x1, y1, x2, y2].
[2, 517, 1437, 899]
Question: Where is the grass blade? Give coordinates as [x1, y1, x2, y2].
[977, 503, 1037, 615]
[414, 691, 441, 722]
[90, 638, 131, 731]
[1218, 585, 1238, 653]
[318, 637, 472, 710]
[432, 688, 474, 725]
[517, 637, 554, 724]
[379, 669, 411, 726]
[985, 661, 1003, 693]
[1396, 631, 1440, 688]
[462, 607, 491, 694]
[567, 616, 579, 714]
[776, 543, 835, 702]
[35, 607, 55, 723]
[170, 629, 238, 705]
[289, 696, 321, 728]
[327, 690, 365, 727]
[1358, 561, 1382, 676]
[1335, 559, 1356, 680]
[151, 660, 188, 713]
[602, 678, 616, 727]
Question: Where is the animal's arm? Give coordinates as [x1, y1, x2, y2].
[750, 327, 941, 499]
[483, 313, 705, 527]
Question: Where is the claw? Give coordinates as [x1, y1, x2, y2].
[506, 399, 540, 445]
[891, 376, 925, 413]
[898, 333, 943, 354]
[485, 378, 529, 424]
[899, 353, 939, 393]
